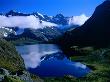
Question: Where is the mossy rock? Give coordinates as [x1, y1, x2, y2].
[0, 39, 25, 72]
[2, 76, 23, 82]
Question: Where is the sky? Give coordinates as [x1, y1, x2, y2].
[0, 0, 104, 16]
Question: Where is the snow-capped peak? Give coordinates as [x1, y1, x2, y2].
[37, 12, 44, 18]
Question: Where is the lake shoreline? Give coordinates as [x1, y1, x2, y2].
[16, 44, 91, 78]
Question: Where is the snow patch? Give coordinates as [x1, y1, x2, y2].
[74, 62, 87, 69]
[37, 12, 44, 18]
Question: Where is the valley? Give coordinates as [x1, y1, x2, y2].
[0, 0, 110, 82]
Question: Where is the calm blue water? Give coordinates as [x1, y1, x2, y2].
[16, 44, 91, 77]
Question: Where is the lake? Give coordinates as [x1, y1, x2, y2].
[16, 44, 91, 77]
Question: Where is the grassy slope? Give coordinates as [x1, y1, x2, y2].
[0, 39, 25, 72]
[70, 47, 110, 82]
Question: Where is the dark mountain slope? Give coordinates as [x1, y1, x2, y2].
[59, 0, 110, 49]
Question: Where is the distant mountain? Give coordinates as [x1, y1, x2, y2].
[59, 0, 110, 48]
[51, 14, 69, 25]
[5, 10, 70, 25]
[5, 10, 30, 16]
[6, 27, 63, 42]
[0, 10, 79, 42]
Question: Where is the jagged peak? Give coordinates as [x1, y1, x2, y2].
[8, 10, 16, 13]
[55, 13, 64, 18]
[6, 10, 30, 16]
[7, 10, 22, 14]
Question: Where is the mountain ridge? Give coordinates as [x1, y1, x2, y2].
[0, 10, 79, 43]
[59, 0, 110, 49]
[3, 10, 70, 25]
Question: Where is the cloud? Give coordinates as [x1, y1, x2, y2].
[0, 15, 58, 29]
[22, 51, 59, 68]
[74, 62, 87, 69]
[69, 14, 90, 26]
[41, 21, 58, 27]
[16, 44, 61, 68]
[0, 14, 88, 29]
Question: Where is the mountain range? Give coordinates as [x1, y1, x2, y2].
[0, 10, 79, 42]
[5, 10, 69, 25]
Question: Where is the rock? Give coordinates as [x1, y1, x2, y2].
[19, 71, 33, 82]
[0, 68, 9, 75]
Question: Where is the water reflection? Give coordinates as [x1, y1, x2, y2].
[16, 44, 91, 77]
